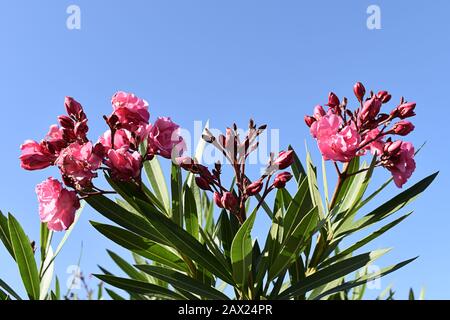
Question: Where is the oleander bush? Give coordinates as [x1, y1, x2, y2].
[0, 83, 437, 300]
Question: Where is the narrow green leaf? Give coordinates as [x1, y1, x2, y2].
[8, 214, 40, 300]
[136, 265, 229, 300]
[95, 274, 184, 300]
[39, 246, 54, 300]
[0, 278, 21, 300]
[313, 257, 416, 300]
[268, 207, 320, 281]
[144, 157, 171, 214]
[107, 250, 148, 282]
[276, 249, 390, 299]
[184, 186, 199, 240]
[288, 145, 306, 184]
[0, 211, 14, 259]
[230, 209, 257, 291]
[306, 151, 324, 217]
[171, 163, 184, 226]
[106, 288, 125, 300]
[135, 199, 235, 285]
[91, 222, 187, 272]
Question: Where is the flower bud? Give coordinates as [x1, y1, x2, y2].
[396, 102, 416, 119]
[65, 97, 84, 120]
[58, 115, 74, 129]
[176, 156, 195, 171]
[74, 119, 89, 140]
[214, 192, 224, 208]
[221, 192, 238, 211]
[313, 105, 326, 119]
[273, 172, 293, 189]
[376, 91, 392, 104]
[360, 96, 382, 122]
[304, 115, 316, 127]
[392, 121, 415, 136]
[246, 180, 263, 196]
[327, 92, 340, 108]
[195, 176, 212, 191]
[353, 82, 366, 102]
[273, 150, 294, 170]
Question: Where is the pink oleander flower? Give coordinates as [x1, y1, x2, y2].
[98, 129, 132, 151]
[55, 142, 102, 188]
[360, 128, 384, 156]
[20, 140, 55, 170]
[312, 114, 361, 162]
[111, 91, 150, 130]
[36, 178, 80, 231]
[106, 148, 142, 181]
[147, 117, 185, 159]
[382, 141, 416, 188]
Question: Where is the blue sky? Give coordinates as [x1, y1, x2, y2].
[0, 0, 449, 299]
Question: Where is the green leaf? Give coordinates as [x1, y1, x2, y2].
[313, 257, 416, 300]
[107, 250, 148, 282]
[91, 222, 187, 272]
[95, 274, 184, 300]
[8, 214, 40, 300]
[171, 163, 184, 226]
[144, 157, 171, 214]
[54, 276, 60, 300]
[0, 211, 14, 259]
[323, 212, 412, 267]
[276, 249, 390, 299]
[106, 288, 125, 300]
[0, 278, 21, 300]
[339, 172, 438, 236]
[85, 194, 170, 246]
[288, 145, 306, 184]
[230, 209, 257, 291]
[268, 207, 320, 281]
[184, 186, 199, 240]
[40, 203, 84, 277]
[135, 199, 235, 285]
[136, 265, 229, 300]
[39, 222, 51, 264]
[306, 151, 324, 217]
[215, 210, 233, 260]
[39, 246, 54, 300]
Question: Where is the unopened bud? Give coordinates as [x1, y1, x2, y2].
[353, 82, 366, 102]
[392, 120, 415, 136]
[273, 172, 293, 189]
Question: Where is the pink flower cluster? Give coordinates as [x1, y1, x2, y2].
[20, 92, 184, 231]
[305, 82, 416, 188]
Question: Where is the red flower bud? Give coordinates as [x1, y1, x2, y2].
[327, 92, 340, 108]
[273, 172, 293, 189]
[221, 192, 238, 211]
[195, 176, 212, 191]
[353, 82, 366, 102]
[392, 121, 415, 136]
[74, 119, 89, 140]
[273, 150, 294, 170]
[214, 192, 224, 208]
[396, 102, 416, 119]
[360, 96, 382, 122]
[304, 116, 316, 127]
[246, 180, 263, 196]
[58, 115, 74, 129]
[65, 97, 85, 120]
[376, 91, 392, 104]
[176, 156, 195, 171]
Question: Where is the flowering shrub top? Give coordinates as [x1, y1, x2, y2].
[20, 92, 185, 231]
[305, 82, 416, 188]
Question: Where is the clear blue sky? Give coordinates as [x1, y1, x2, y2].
[0, 0, 449, 299]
